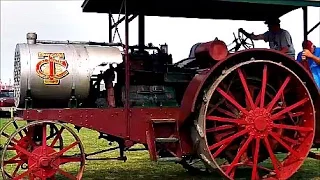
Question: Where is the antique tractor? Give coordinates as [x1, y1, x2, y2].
[1, 0, 320, 179]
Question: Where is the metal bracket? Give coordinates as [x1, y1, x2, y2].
[307, 21, 320, 35]
[109, 11, 138, 43]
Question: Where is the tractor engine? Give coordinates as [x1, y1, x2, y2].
[113, 44, 197, 108]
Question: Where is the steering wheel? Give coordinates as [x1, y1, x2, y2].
[238, 29, 255, 49]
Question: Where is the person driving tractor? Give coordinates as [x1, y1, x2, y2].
[296, 40, 320, 89]
[239, 17, 296, 58]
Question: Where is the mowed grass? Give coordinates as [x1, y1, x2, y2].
[1, 118, 320, 180]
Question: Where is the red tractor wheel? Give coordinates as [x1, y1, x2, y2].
[1, 121, 85, 180]
[193, 60, 315, 180]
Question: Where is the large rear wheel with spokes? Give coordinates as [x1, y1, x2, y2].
[193, 60, 315, 180]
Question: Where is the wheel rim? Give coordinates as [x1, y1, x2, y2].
[1, 121, 85, 180]
[195, 60, 315, 180]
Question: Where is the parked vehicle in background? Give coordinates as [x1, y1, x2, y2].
[0, 89, 14, 117]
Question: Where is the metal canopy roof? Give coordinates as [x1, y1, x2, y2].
[81, 0, 320, 21]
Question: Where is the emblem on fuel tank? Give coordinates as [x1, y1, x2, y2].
[36, 52, 69, 85]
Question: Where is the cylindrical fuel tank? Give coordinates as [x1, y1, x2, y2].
[14, 41, 123, 108]
[194, 39, 228, 61]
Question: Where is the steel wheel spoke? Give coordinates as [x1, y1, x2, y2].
[289, 111, 304, 118]
[12, 170, 30, 180]
[272, 123, 313, 132]
[206, 125, 234, 133]
[14, 144, 34, 158]
[12, 164, 36, 180]
[222, 161, 272, 171]
[209, 129, 249, 151]
[263, 137, 281, 178]
[266, 76, 291, 112]
[207, 115, 245, 124]
[4, 159, 23, 165]
[251, 137, 260, 180]
[245, 86, 255, 109]
[282, 136, 299, 145]
[226, 135, 254, 175]
[13, 121, 24, 138]
[60, 156, 82, 165]
[237, 68, 255, 109]
[52, 141, 80, 157]
[271, 98, 309, 121]
[225, 101, 239, 115]
[212, 141, 232, 158]
[57, 168, 77, 180]
[215, 131, 236, 141]
[4, 154, 22, 165]
[2, 132, 19, 143]
[42, 124, 47, 149]
[7, 146, 15, 150]
[12, 162, 23, 177]
[260, 65, 268, 108]
[207, 104, 219, 115]
[245, 161, 273, 172]
[216, 87, 249, 115]
[254, 90, 261, 106]
[216, 107, 237, 118]
[269, 132, 300, 158]
[50, 127, 65, 147]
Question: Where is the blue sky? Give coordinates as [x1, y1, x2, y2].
[1, 1, 319, 84]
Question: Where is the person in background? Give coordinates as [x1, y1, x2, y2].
[94, 63, 116, 107]
[296, 40, 320, 89]
[239, 17, 295, 58]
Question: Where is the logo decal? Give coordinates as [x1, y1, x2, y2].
[36, 52, 69, 85]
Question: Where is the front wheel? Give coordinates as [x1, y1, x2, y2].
[193, 60, 315, 180]
[1, 121, 85, 180]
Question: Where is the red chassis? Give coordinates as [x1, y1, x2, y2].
[4, 47, 320, 180]
[16, 48, 320, 155]
[18, 107, 193, 152]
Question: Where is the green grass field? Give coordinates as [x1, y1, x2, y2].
[1, 118, 319, 180]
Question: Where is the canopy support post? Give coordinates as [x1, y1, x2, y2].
[109, 12, 112, 43]
[124, 0, 130, 139]
[138, 14, 145, 51]
[303, 7, 308, 42]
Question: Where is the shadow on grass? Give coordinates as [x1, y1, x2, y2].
[56, 166, 225, 180]
[54, 157, 320, 180]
